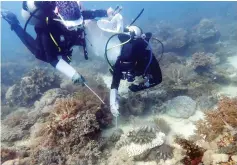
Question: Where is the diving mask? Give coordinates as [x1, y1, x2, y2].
[53, 5, 84, 31]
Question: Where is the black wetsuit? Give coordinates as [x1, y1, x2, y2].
[111, 33, 162, 92]
[11, 1, 108, 67]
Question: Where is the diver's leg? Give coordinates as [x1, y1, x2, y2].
[1, 9, 38, 55]
[11, 24, 39, 55]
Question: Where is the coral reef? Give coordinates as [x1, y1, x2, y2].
[30, 84, 112, 165]
[195, 97, 237, 141]
[159, 52, 185, 67]
[151, 21, 189, 53]
[115, 125, 166, 159]
[153, 117, 171, 135]
[196, 94, 218, 111]
[163, 62, 196, 86]
[120, 92, 146, 116]
[1, 108, 36, 143]
[1, 148, 28, 164]
[162, 28, 189, 53]
[106, 148, 135, 165]
[1, 62, 28, 86]
[1, 105, 18, 119]
[190, 18, 221, 43]
[1, 84, 9, 105]
[5, 67, 61, 107]
[33, 88, 69, 114]
[217, 132, 237, 155]
[174, 136, 206, 165]
[191, 52, 219, 74]
[165, 96, 197, 118]
[144, 144, 174, 162]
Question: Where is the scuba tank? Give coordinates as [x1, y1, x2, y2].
[21, 1, 45, 27]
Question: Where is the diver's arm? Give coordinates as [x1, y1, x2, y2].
[41, 33, 75, 78]
[40, 32, 85, 84]
[82, 10, 108, 20]
[50, 59, 77, 79]
[111, 60, 122, 90]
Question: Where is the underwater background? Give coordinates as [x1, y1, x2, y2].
[1, 1, 237, 165]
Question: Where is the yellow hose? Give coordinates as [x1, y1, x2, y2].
[106, 37, 131, 51]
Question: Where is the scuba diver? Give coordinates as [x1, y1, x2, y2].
[107, 26, 163, 117]
[1, 1, 114, 85]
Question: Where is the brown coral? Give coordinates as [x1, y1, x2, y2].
[30, 85, 112, 165]
[174, 136, 205, 165]
[195, 97, 237, 141]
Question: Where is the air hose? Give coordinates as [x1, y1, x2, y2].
[143, 39, 153, 74]
[104, 34, 164, 73]
[151, 37, 164, 62]
[104, 33, 132, 70]
[129, 8, 144, 26]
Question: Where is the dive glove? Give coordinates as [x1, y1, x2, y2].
[110, 89, 120, 117]
[55, 59, 86, 86]
[72, 72, 86, 86]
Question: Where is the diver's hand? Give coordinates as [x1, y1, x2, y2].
[72, 72, 86, 86]
[107, 7, 114, 18]
[110, 89, 120, 117]
[1, 9, 19, 26]
[129, 83, 143, 92]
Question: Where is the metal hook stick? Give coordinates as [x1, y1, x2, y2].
[84, 83, 105, 104]
[115, 116, 118, 129]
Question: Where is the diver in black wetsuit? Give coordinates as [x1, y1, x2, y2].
[1, 1, 113, 85]
[109, 26, 162, 117]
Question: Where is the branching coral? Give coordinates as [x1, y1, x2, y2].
[195, 97, 237, 141]
[174, 136, 206, 165]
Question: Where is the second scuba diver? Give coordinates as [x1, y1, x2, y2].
[107, 26, 163, 117]
[1, 1, 114, 85]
